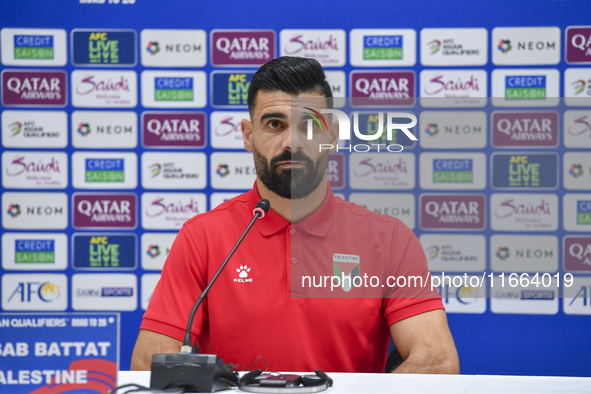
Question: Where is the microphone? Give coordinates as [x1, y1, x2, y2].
[150, 199, 270, 393]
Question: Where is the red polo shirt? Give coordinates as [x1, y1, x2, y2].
[141, 182, 443, 373]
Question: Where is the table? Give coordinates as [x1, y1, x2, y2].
[118, 371, 591, 393]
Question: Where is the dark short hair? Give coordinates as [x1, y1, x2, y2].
[247, 56, 333, 114]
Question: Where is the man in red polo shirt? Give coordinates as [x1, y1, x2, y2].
[131, 57, 459, 374]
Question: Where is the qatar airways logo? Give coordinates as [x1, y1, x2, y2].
[301, 107, 416, 153]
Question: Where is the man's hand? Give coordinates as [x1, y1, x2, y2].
[389, 309, 459, 374]
[130, 329, 183, 370]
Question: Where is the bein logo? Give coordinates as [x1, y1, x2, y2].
[302, 107, 417, 152]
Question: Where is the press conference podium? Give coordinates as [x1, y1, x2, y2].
[118, 371, 591, 393]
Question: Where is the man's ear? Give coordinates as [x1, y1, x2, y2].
[242, 118, 253, 152]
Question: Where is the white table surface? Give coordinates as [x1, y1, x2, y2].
[118, 371, 591, 394]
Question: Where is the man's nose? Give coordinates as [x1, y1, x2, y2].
[281, 123, 305, 152]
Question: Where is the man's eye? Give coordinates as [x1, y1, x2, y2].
[268, 120, 281, 129]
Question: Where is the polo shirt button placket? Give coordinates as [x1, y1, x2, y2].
[291, 257, 297, 264]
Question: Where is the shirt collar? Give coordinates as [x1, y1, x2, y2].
[250, 181, 336, 238]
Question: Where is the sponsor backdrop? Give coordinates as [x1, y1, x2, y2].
[1, 0, 591, 377]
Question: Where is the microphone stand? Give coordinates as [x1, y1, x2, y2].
[150, 200, 270, 392]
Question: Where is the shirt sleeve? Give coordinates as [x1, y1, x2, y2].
[140, 223, 209, 342]
[381, 220, 444, 327]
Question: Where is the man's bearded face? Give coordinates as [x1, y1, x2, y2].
[253, 147, 327, 199]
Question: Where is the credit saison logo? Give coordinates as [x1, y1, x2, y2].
[301, 107, 416, 152]
[2, 71, 66, 106]
[211, 72, 253, 107]
[492, 154, 558, 189]
[433, 159, 473, 183]
[85, 158, 124, 183]
[154, 77, 193, 101]
[72, 30, 136, 66]
[578, 200, 591, 225]
[14, 240, 55, 264]
[14, 35, 53, 60]
[73, 234, 136, 269]
[505, 76, 546, 99]
[363, 35, 402, 60]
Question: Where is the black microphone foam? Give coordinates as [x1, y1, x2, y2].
[255, 199, 271, 214]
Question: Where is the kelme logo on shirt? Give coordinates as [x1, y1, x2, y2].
[234, 264, 253, 283]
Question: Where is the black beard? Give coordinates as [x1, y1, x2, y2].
[253, 147, 327, 199]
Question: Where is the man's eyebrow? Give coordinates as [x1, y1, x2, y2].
[260, 112, 287, 122]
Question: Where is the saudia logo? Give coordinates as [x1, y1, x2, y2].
[75, 75, 130, 95]
[505, 76, 546, 100]
[14, 35, 54, 60]
[353, 157, 408, 177]
[284, 34, 338, 55]
[302, 108, 416, 152]
[145, 197, 200, 218]
[215, 116, 242, 137]
[423, 74, 480, 95]
[5, 156, 61, 176]
[494, 198, 551, 219]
